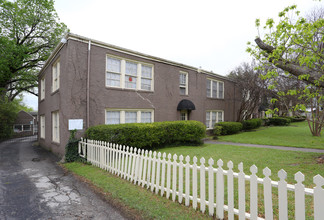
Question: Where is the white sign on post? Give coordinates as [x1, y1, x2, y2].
[68, 119, 83, 130]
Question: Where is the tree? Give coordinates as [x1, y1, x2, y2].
[0, 0, 68, 101]
[247, 5, 324, 136]
[228, 62, 268, 121]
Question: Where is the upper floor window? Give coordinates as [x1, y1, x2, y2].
[179, 71, 188, 95]
[105, 109, 154, 125]
[40, 115, 45, 139]
[206, 79, 224, 99]
[40, 77, 45, 100]
[106, 56, 153, 91]
[52, 59, 60, 92]
[52, 111, 59, 143]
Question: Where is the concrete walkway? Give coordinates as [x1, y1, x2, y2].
[204, 139, 324, 153]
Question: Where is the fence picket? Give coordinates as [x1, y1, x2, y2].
[151, 151, 157, 192]
[185, 156, 190, 206]
[263, 167, 273, 220]
[172, 154, 178, 202]
[124, 146, 129, 179]
[146, 151, 152, 189]
[142, 150, 148, 187]
[208, 158, 214, 216]
[127, 147, 133, 181]
[278, 169, 288, 220]
[216, 159, 224, 219]
[117, 145, 122, 175]
[250, 165, 258, 220]
[192, 156, 198, 210]
[156, 152, 161, 194]
[313, 175, 324, 220]
[138, 150, 144, 185]
[134, 148, 141, 184]
[166, 153, 172, 199]
[178, 155, 184, 204]
[295, 172, 305, 220]
[161, 153, 166, 196]
[200, 157, 206, 213]
[227, 161, 234, 220]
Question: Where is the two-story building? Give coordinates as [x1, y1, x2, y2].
[38, 33, 241, 157]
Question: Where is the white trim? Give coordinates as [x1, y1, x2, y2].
[40, 77, 45, 100]
[52, 59, 60, 93]
[52, 111, 60, 143]
[40, 115, 45, 139]
[206, 110, 224, 129]
[179, 71, 188, 95]
[206, 78, 224, 99]
[105, 108, 154, 124]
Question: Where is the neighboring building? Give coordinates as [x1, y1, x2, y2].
[38, 33, 241, 157]
[13, 110, 38, 137]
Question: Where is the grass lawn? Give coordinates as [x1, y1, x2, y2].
[217, 121, 324, 149]
[64, 143, 323, 219]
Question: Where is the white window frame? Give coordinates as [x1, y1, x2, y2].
[105, 109, 154, 125]
[179, 71, 188, 95]
[206, 110, 224, 129]
[106, 55, 154, 91]
[40, 115, 45, 139]
[52, 111, 59, 143]
[206, 78, 224, 99]
[180, 110, 188, 120]
[40, 77, 45, 100]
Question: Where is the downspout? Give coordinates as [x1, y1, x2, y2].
[87, 40, 91, 128]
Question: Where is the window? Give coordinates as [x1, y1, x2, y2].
[52, 111, 59, 143]
[23, 125, 31, 131]
[40, 115, 45, 139]
[106, 55, 154, 91]
[52, 59, 60, 92]
[40, 77, 45, 100]
[13, 125, 22, 132]
[206, 110, 224, 129]
[179, 72, 188, 95]
[106, 109, 154, 124]
[206, 79, 224, 99]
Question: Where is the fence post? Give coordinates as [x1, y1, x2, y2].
[295, 172, 305, 220]
[185, 155, 190, 206]
[278, 169, 288, 220]
[250, 165, 258, 220]
[208, 158, 214, 216]
[227, 161, 234, 220]
[313, 174, 324, 220]
[172, 154, 178, 202]
[263, 167, 273, 220]
[192, 156, 198, 210]
[200, 157, 206, 213]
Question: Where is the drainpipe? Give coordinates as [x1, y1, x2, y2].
[87, 40, 91, 128]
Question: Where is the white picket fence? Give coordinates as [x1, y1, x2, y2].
[78, 138, 324, 219]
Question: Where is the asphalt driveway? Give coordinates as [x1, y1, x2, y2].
[0, 136, 126, 220]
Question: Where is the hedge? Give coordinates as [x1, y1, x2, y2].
[264, 117, 291, 126]
[215, 122, 243, 135]
[242, 118, 262, 130]
[85, 121, 206, 149]
[284, 116, 306, 122]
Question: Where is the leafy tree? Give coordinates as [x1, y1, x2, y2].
[247, 5, 324, 136]
[0, 0, 68, 101]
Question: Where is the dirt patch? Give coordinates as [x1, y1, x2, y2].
[316, 155, 324, 164]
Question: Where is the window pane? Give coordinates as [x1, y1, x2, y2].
[206, 112, 210, 128]
[126, 61, 137, 76]
[211, 112, 216, 127]
[107, 57, 121, 73]
[179, 73, 186, 85]
[206, 79, 211, 97]
[14, 125, 22, 132]
[141, 78, 151, 90]
[218, 82, 224, 99]
[212, 81, 217, 98]
[125, 111, 137, 123]
[218, 112, 223, 122]
[141, 112, 151, 123]
[107, 72, 121, 87]
[125, 76, 137, 89]
[142, 65, 152, 78]
[180, 87, 186, 95]
[106, 111, 120, 124]
[23, 125, 31, 131]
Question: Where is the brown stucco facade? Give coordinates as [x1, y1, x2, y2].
[38, 33, 241, 157]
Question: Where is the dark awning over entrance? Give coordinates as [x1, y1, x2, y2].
[177, 99, 196, 111]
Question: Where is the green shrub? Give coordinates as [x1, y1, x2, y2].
[215, 122, 243, 135]
[284, 116, 306, 122]
[213, 126, 223, 139]
[267, 117, 291, 126]
[242, 118, 262, 130]
[65, 139, 81, 162]
[85, 121, 206, 149]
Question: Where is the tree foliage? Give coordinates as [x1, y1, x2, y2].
[0, 0, 68, 101]
[247, 5, 324, 136]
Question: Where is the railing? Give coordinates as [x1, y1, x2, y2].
[78, 138, 324, 219]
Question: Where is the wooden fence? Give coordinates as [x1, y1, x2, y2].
[78, 138, 324, 219]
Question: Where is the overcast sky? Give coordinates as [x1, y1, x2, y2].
[23, 0, 322, 110]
